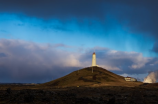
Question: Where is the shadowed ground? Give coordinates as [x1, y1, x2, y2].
[0, 67, 158, 103]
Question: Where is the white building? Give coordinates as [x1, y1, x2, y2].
[124, 77, 137, 82]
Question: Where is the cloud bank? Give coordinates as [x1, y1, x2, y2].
[0, 0, 158, 37]
[0, 39, 158, 83]
[1, 0, 158, 58]
[0, 39, 81, 83]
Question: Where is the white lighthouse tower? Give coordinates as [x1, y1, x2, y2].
[92, 52, 98, 67]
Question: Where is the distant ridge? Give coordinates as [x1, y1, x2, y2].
[40, 67, 142, 87]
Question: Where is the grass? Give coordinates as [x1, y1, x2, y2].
[39, 66, 142, 88]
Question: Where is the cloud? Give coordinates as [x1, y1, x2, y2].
[1, 0, 158, 83]
[79, 47, 157, 75]
[1, 0, 158, 52]
[0, 53, 6, 57]
[152, 42, 158, 54]
[0, 39, 81, 83]
[0, 39, 157, 83]
[0, 0, 105, 19]
[52, 43, 72, 48]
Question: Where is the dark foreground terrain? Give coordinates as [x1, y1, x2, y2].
[0, 67, 150, 104]
[0, 84, 158, 104]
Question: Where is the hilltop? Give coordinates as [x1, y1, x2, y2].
[41, 67, 142, 87]
[0, 67, 155, 103]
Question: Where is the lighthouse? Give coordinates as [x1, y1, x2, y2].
[92, 52, 98, 67]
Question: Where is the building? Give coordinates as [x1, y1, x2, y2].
[124, 77, 137, 82]
[92, 52, 98, 67]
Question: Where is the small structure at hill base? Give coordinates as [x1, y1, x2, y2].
[92, 52, 99, 67]
[124, 77, 137, 82]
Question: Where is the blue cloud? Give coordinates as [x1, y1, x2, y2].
[0, 13, 155, 57]
[0, 53, 6, 57]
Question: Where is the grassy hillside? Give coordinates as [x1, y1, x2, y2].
[40, 67, 142, 87]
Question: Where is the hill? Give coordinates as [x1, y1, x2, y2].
[40, 67, 142, 87]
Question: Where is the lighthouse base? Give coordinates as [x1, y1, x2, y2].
[91, 65, 99, 67]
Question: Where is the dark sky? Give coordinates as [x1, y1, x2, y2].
[0, 0, 158, 83]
